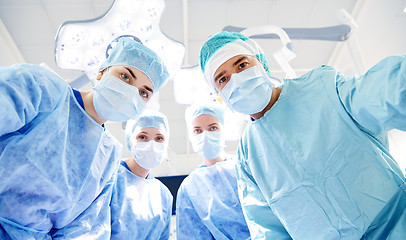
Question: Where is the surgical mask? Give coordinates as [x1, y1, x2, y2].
[219, 65, 274, 115]
[93, 73, 146, 122]
[192, 131, 224, 160]
[131, 140, 167, 170]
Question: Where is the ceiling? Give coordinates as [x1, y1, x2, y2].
[1, 0, 406, 176]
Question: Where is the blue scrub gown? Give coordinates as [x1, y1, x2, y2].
[0, 64, 122, 239]
[110, 161, 173, 240]
[176, 158, 251, 240]
[237, 56, 406, 239]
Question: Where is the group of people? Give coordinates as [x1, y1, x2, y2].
[0, 29, 405, 240]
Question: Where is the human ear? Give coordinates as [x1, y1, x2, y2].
[95, 70, 105, 81]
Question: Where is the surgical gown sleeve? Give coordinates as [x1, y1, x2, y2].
[176, 183, 214, 240]
[337, 55, 406, 133]
[0, 64, 64, 136]
[236, 146, 292, 240]
[160, 194, 172, 240]
[50, 173, 117, 240]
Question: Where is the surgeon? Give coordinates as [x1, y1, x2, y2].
[176, 102, 251, 240]
[0, 37, 169, 239]
[198, 31, 406, 239]
[110, 110, 173, 239]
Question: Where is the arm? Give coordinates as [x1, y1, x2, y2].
[159, 190, 173, 240]
[0, 64, 65, 136]
[236, 148, 292, 240]
[337, 55, 406, 133]
[176, 184, 214, 240]
[51, 173, 116, 240]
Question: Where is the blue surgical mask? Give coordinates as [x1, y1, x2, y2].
[131, 140, 167, 170]
[192, 131, 224, 160]
[93, 73, 146, 122]
[219, 65, 274, 114]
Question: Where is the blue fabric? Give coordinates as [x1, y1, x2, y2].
[51, 174, 117, 240]
[0, 64, 122, 239]
[110, 162, 173, 240]
[237, 56, 406, 239]
[99, 37, 169, 92]
[72, 88, 84, 109]
[120, 159, 131, 171]
[176, 158, 251, 240]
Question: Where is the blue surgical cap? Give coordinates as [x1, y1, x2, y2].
[125, 110, 169, 150]
[199, 31, 270, 90]
[185, 102, 225, 131]
[99, 37, 169, 92]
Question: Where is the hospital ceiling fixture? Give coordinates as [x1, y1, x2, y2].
[223, 9, 366, 75]
[54, 0, 185, 88]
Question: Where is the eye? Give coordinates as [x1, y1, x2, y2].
[238, 62, 248, 71]
[209, 126, 218, 131]
[121, 73, 130, 82]
[139, 88, 149, 100]
[137, 134, 148, 142]
[155, 136, 165, 142]
[193, 129, 202, 134]
[218, 76, 228, 85]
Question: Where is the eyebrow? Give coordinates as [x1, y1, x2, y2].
[125, 67, 136, 79]
[214, 70, 226, 83]
[193, 126, 202, 131]
[208, 123, 219, 127]
[233, 56, 248, 67]
[144, 85, 154, 94]
[214, 56, 248, 83]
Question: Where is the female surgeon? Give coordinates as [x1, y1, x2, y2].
[199, 31, 406, 239]
[176, 103, 251, 240]
[0, 37, 169, 239]
[110, 110, 173, 240]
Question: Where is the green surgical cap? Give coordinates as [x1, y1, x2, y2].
[125, 110, 169, 150]
[99, 37, 169, 92]
[199, 32, 249, 73]
[199, 31, 270, 89]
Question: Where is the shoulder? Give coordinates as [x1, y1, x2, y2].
[290, 65, 339, 85]
[178, 171, 200, 192]
[153, 179, 173, 201]
[1, 64, 68, 95]
[156, 179, 171, 193]
[5, 64, 66, 83]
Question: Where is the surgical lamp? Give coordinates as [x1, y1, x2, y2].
[54, 0, 185, 88]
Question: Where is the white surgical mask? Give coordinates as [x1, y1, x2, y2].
[192, 131, 224, 160]
[93, 73, 146, 122]
[131, 140, 167, 170]
[219, 65, 274, 114]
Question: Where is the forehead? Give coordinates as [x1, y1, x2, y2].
[191, 114, 220, 127]
[134, 127, 164, 136]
